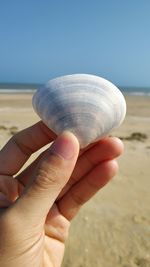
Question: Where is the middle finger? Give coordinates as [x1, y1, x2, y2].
[16, 137, 123, 197]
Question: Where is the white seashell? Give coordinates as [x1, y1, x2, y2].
[32, 74, 126, 148]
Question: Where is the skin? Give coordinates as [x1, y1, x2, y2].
[0, 121, 124, 267]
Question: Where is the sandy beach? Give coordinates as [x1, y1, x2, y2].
[0, 94, 150, 267]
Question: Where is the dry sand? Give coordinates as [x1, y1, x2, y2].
[0, 94, 150, 267]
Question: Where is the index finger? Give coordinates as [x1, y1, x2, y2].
[0, 121, 56, 176]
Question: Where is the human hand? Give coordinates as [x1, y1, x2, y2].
[0, 121, 123, 267]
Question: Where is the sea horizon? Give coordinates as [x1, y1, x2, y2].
[0, 82, 150, 96]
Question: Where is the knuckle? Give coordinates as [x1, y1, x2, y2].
[34, 165, 62, 190]
[70, 190, 84, 206]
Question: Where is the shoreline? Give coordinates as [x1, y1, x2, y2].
[0, 90, 150, 96]
[0, 90, 36, 94]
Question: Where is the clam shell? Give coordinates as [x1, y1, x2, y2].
[32, 74, 126, 148]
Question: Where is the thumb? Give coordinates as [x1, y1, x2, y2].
[14, 131, 79, 222]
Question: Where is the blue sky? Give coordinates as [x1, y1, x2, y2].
[0, 0, 150, 86]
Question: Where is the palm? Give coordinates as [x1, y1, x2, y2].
[44, 234, 65, 267]
[0, 176, 69, 267]
[31, 203, 69, 267]
[44, 206, 69, 267]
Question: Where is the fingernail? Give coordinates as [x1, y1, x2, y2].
[50, 132, 78, 160]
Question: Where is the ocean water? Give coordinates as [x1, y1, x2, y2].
[0, 83, 41, 93]
[121, 86, 150, 96]
[0, 83, 150, 96]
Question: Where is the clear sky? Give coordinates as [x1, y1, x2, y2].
[0, 0, 150, 86]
